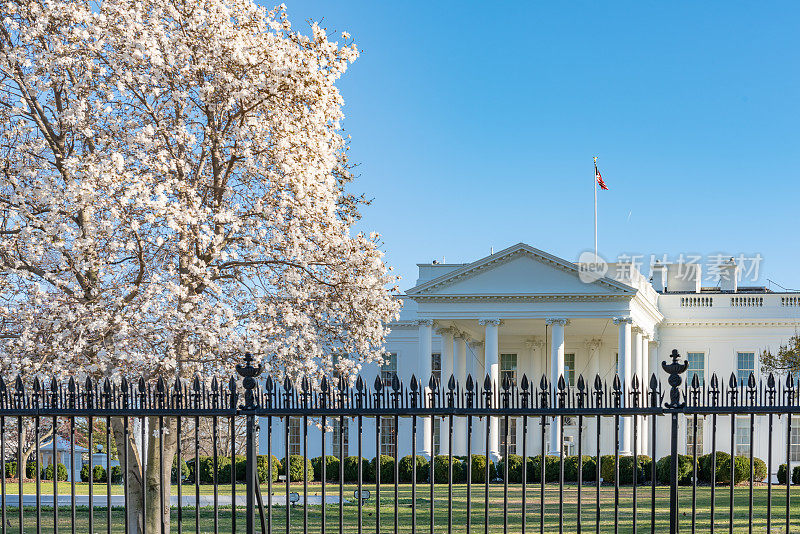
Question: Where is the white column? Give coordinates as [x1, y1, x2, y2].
[479, 318, 501, 462]
[614, 317, 633, 455]
[469, 340, 485, 454]
[437, 327, 455, 454]
[586, 339, 602, 455]
[454, 335, 468, 455]
[640, 333, 651, 452]
[418, 319, 433, 457]
[546, 318, 568, 454]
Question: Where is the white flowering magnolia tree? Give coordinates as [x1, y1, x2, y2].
[0, 0, 399, 530]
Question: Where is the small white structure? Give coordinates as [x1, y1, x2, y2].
[39, 436, 120, 482]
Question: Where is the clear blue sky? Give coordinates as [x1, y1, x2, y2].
[278, 1, 800, 291]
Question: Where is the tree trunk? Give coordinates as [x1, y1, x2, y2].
[111, 416, 179, 534]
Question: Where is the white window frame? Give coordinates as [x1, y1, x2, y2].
[381, 353, 397, 387]
[380, 416, 396, 457]
[685, 415, 704, 456]
[735, 416, 751, 457]
[500, 353, 517, 385]
[686, 352, 705, 385]
[499, 417, 517, 456]
[737, 351, 756, 386]
[791, 416, 800, 462]
[564, 353, 576, 386]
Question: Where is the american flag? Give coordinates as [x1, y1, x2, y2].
[595, 164, 608, 190]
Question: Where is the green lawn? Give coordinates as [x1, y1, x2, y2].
[0, 483, 798, 532]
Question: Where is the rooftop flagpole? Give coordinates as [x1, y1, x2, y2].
[593, 156, 598, 264]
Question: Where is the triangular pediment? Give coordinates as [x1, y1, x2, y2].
[406, 243, 634, 297]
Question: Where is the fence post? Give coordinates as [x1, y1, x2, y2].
[237, 352, 263, 534]
[662, 349, 688, 534]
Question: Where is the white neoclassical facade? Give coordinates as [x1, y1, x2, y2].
[261, 243, 800, 476]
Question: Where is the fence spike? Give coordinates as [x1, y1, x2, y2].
[539, 375, 548, 391]
[448, 374, 456, 391]
[691, 373, 699, 390]
[594, 374, 603, 392]
[747, 372, 756, 390]
[520, 374, 529, 391]
[483, 373, 492, 392]
[391, 373, 400, 392]
[374, 374, 383, 392]
[729, 372, 738, 389]
[410, 375, 418, 392]
[465, 374, 474, 392]
[320, 376, 329, 393]
[767, 372, 776, 390]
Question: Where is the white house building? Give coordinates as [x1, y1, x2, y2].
[260, 243, 800, 476]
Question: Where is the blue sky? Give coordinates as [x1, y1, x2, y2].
[278, 1, 800, 291]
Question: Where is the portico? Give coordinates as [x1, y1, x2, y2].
[405, 243, 662, 461]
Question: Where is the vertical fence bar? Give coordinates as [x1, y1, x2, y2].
[786, 374, 794, 534]
[375, 392, 381, 534]
[70, 415, 75, 534]
[558, 376, 565, 534]
[106, 415, 111, 534]
[766, 373, 776, 534]
[576, 376, 584, 534]
[650, 375, 658, 534]
[632, 380, 638, 534]
[466, 377, 473, 534]
[34, 414, 41, 534]
[303, 412, 308, 534]
[195, 414, 200, 534]
[428, 376, 435, 534]
[123, 415, 129, 534]
[89, 414, 95, 534]
[540, 414, 545, 534]
[1, 416, 5, 534]
[268, 414, 273, 534]
[159, 415, 166, 534]
[53, 414, 59, 534]
[321, 412, 326, 534]
[285, 415, 290, 534]
[213, 413, 219, 534]
[357, 410, 363, 534]
[710, 375, 719, 534]
[339, 413, 345, 534]
[411, 412, 417, 534]
[663, 349, 688, 534]
[17, 415, 22, 534]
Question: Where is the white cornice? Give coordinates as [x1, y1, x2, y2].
[662, 320, 800, 327]
[405, 243, 636, 296]
[409, 293, 631, 303]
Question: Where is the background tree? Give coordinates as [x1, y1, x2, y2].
[0, 0, 399, 531]
[761, 334, 800, 377]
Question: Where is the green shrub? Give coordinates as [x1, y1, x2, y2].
[172, 457, 191, 483]
[753, 457, 767, 482]
[496, 455, 524, 483]
[432, 455, 464, 483]
[698, 452, 730, 484]
[526, 455, 560, 483]
[256, 455, 280, 483]
[469, 454, 495, 483]
[42, 462, 68, 481]
[398, 455, 428, 483]
[81, 464, 107, 483]
[718, 455, 753, 485]
[656, 455, 696, 486]
[564, 456, 597, 482]
[600, 455, 651, 485]
[372, 455, 396, 483]
[311, 455, 339, 482]
[342, 456, 372, 482]
[280, 455, 313, 482]
[4, 461, 15, 479]
[109, 465, 122, 484]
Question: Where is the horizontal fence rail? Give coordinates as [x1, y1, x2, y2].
[0, 350, 795, 533]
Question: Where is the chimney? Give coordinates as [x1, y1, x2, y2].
[651, 261, 668, 292]
[718, 257, 738, 292]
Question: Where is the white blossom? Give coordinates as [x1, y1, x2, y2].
[0, 0, 400, 385]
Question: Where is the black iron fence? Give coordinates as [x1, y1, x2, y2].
[0, 349, 796, 533]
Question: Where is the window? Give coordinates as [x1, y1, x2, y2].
[735, 416, 751, 457]
[792, 417, 800, 462]
[381, 353, 397, 387]
[432, 353, 441, 383]
[380, 417, 396, 457]
[737, 352, 755, 385]
[687, 352, 704, 385]
[288, 417, 302, 456]
[332, 418, 349, 458]
[563, 435, 575, 456]
[499, 418, 517, 456]
[564, 353, 575, 386]
[500, 354, 517, 385]
[686, 416, 704, 456]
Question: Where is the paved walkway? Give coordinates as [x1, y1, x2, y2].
[1, 494, 344, 507]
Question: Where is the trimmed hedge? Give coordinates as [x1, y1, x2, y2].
[778, 464, 800, 485]
[398, 455, 428, 483]
[342, 456, 372, 482]
[42, 462, 68, 481]
[698, 452, 729, 484]
[496, 455, 524, 483]
[80, 464, 107, 483]
[566, 456, 598, 482]
[432, 455, 464, 483]
[110, 465, 122, 484]
[172, 457, 191, 483]
[600, 455, 651, 484]
[371, 455, 396, 483]
[656, 455, 695, 485]
[312, 455, 341, 482]
[526, 455, 560, 483]
[280, 455, 314, 482]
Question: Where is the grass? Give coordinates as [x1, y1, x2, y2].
[1, 482, 799, 532]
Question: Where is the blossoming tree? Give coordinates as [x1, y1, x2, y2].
[0, 0, 399, 530]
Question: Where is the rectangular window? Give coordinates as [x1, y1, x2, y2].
[735, 416, 751, 457]
[288, 417, 302, 456]
[687, 352, 704, 385]
[791, 416, 800, 462]
[331, 418, 349, 458]
[381, 353, 397, 387]
[499, 418, 517, 456]
[564, 353, 576, 386]
[500, 354, 517, 385]
[737, 352, 755, 385]
[686, 416, 704, 456]
[432, 353, 441, 382]
[380, 417, 396, 457]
